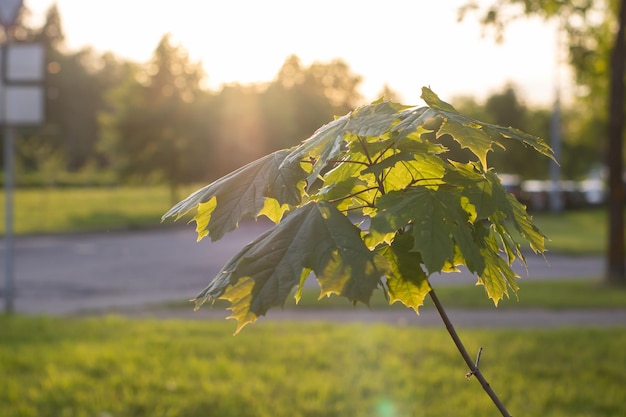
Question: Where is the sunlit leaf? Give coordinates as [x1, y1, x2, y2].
[162, 149, 307, 241]
[420, 87, 457, 113]
[379, 231, 431, 313]
[438, 118, 500, 169]
[472, 222, 520, 305]
[192, 202, 388, 332]
[370, 187, 478, 275]
[485, 124, 556, 164]
[483, 170, 547, 253]
[344, 99, 412, 137]
[442, 161, 499, 220]
[361, 152, 416, 178]
[282, 115, 350, 188]
[420, 87, 555, 167]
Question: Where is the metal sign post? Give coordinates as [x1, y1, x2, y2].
[0, 0, 21, 315]
[3, 102, 15, 313]
[1, 0, 44, 313]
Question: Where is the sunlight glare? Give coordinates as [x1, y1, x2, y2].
[24, 0, 563, 105]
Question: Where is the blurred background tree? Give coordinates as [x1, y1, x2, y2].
[453, 85, 551, 179]
[261, 55, 362, 152]
[100, 34, 211, 203]
[459, 0, 626, 285]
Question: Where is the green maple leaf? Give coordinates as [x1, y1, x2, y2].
[438, 118, 502, 169]
[162, 149, 307, 242]
[472, 222, 519, 305]
[361, 151, 417, 178]
[281, 115, 350, 189]
[193, 201, 388, 332]
[344, 99, 413, 137]
[282, 99, 413, 188]
[441, 161, 499, 220]
[378, 231, 431, 313]
[370, 187, 480, 275]
[482, 170, 547, 254]
[369, 184, 524, 304]
[420, 87, 555, 169]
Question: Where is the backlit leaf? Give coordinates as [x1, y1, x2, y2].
[282, 115, 350, 188]
[438, 117, 499, 169]
[192, 202, 388, 332]
[484, 170, 547, 253]
[473, 222, 520, 305]
[370, 187, 477, 275]
[162, 149, 307, 241]
[379, 231, 431, 313]
[420, 87, 555, 167]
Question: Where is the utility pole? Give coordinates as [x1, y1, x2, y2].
[549, 20, 564, 213]
[549, 88, 563, 213]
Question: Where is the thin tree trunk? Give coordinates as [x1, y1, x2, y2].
[428, 287, 512, 417]
[606, 0, 626, 285]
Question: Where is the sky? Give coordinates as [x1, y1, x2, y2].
[22, 0, 567, 107]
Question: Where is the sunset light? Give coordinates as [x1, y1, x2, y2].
[2, 3, 624, 417]
[24, 0, 563, 105]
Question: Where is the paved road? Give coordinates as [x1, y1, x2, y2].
[2, 222, 272, 314]
[1, 221, 622, 327]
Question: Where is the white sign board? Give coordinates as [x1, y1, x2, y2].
[0, 42, 45, 125]
[5, 43, 45, 82]
[0, 84, 44, 124]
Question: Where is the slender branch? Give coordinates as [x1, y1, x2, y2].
[301, 158, 370, 167]
[428, 285, 513, 417]
[372, 141, 397, 164]
[343, 204, 374, 214]
[400, 159, 418, 184]
[328, 159, 370, 167]
[327, 186, 379, 205]
[357, 136, 375, 165]
[358, 137, 387, 195]
[380, 164, 393, 187]
[408, 177, 447, 186]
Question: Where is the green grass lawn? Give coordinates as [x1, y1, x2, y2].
[427, 278, 626, 309]
[0, 185, 198, 236]
[0, 315, 624, 417]
[531, 209, 608, 254]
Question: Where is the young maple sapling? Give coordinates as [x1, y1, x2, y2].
[163, 87, 553, 417]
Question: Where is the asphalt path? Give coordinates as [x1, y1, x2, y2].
[1, 221, 624, 327]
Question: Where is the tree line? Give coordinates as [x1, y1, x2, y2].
[0, 5, 609, 202]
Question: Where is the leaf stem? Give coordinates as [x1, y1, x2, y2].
[327, 186, 379, 205]
[328, 159, 370, 167]
[408, 177, 448, 186]
[428, 285, 513, 417]
[372, 141, 396, 164]
[301, 158, 370, 167]
[357, 136, 387, 196]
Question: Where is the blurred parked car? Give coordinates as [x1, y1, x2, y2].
[519, 179, 604, 211]
[580, 178, 606, 206]
[499, 174, 523, 201]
